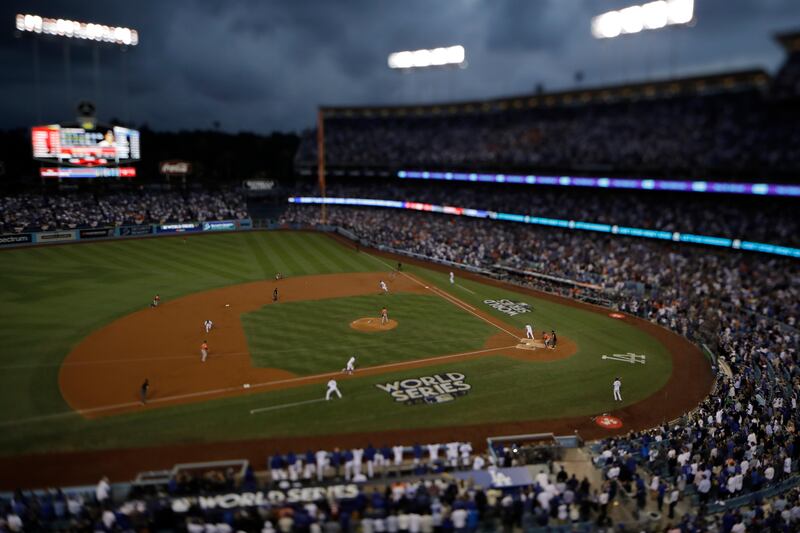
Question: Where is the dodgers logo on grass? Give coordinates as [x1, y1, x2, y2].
[376, 373, 471, 405]
[483, 298, 531, 316]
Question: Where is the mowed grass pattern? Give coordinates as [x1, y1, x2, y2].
[0, 231, 684, 456]
[243, 294, 498, 375]
[0, 232, 381, 424]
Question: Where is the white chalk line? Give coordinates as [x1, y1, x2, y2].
[250, 398, 326, 414]
[366, 254, 519, 340]
[456, 283, 477, 294]
[0, 344, 517, 427]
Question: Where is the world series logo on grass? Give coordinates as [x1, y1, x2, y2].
[376, 373, 471, 405]
[483, 299, 532, 316]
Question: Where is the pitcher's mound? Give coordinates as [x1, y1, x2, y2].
[350, 318, 398, 332]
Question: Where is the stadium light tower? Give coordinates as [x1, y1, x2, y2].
[591, 0, 694, 39]
[387, 45, 466, 69]
[16, 13, 139, 46]
[14, 13, 139, 125]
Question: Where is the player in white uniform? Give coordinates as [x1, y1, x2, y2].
[449, 272, 454, 284]
[525, 324, 534, 339]
[326, 379, 342, 400]
[613, 377, 622, 401]
[343, 355, 356, 374]
[204, 319, 213, 333]
[379, 280, 388, 294]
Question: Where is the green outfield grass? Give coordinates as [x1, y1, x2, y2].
[0, 231, 675, 456]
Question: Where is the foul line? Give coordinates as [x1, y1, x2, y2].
[250, 398, 326, 414]
[0, 344, 517, 428]
[456, 283, 476, 294]
[366, 253, 519, 339]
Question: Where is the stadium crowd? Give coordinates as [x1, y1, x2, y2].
[2, 442, 617, 532]
[281, 202, 800, 530]
[295, 92, 800, 179]
[0, 190, 249, 232]
[292, 181, 800, 246]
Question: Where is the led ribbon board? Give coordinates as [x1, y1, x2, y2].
[287, 197, 800, 259]
[397, 171, 800, 198]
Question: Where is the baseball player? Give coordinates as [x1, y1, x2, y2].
[204, 319, 213, 333]
[525, 324, 534, 340]
[201, 340, 209, 362]
[150, 294, 160, 308]
[446, 442, 459, 467]
[273, 288, 279, 302]
[380, 306, 389, 325]
[326, 378, 342, 400]
[140, 378, 149, 405]
[449, 271, 455, 284]
[315, 449, 328, 481]
[613, 377, 622, 401]
[343, 355, 356, 375]
[379, 280, 388, 294]
[550, 330, 557, 349]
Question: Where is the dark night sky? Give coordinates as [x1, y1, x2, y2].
[1, 0, 799, 133]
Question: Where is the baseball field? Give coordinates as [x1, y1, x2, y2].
[0, 230, 713, 488]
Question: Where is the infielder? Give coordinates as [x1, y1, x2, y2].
[204, 319, 213, 333]
[273, 288, 279, 302]
[380, 306, 389, 325]
[326, 378, 342, 400]
[150, 294, 160, 308]
[379, 280, 388, 294]
[140, 378, 149, 405]
[343, 355, 356, 375]
[449, 271, 455, 284]
[613, 377, 622, 401]
[201, 340, 209, 362]
[525, 324, 535, 340]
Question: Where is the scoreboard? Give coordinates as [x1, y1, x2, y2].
[32, 124, 140, 177]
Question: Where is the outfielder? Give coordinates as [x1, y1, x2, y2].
[326, 378, 342, 400]
[343, 355, 356, 375]
[613, 377, 622, 401]
[204, 319, 213, 333]
[379, 280, 388, 294]
[525, 324, 535, 340]
[201, 340, 209, 362]
[449, 271, 455, 284]
[381, 306, 389, 325]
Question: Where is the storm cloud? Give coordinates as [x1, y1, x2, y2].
[1, 0, 798, 133]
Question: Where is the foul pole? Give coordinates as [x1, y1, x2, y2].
[317, 109, 326, 224]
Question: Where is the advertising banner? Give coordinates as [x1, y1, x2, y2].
[168, 484, 359, 513]
[202, 220, 236, 232]
[35, 231, 77, 243]
[79, 227, 115, 239]
[452, 467, 533, 488]
[156, 223, 200, 234]
[238, 219, 253, 229]
[118, 225, 153, 237]
[0, 233, 33, 247]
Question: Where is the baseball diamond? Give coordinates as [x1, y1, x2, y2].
[0, 230, 712, 488]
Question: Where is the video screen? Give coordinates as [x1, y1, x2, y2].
[32, 124, 141, 167]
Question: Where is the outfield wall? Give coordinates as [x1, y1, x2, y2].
[0, 219, 253, 249]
